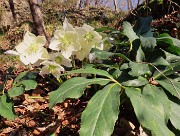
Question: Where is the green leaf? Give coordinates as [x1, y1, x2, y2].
[153, 61, 180, 79]
[141, 31, 153, 37]
[23, 71, 38, 80]
[156, 79, 180, 99]
[133, 16, 153, 36]
[91, 48, 131, 62]
[112, 69, 122, 79]
[143, 84, 171, 123]
[157, 34, 180, 56]
[49, 77, 110, 109]
[80, 83, 120, 136]
[8, 87, 24, 97]
[0, 94, 16, 120]
[13, 71, 28, 83]
[152, 56, 169, 66]
[128, 62, 151, 77]
[164, 50, 180, 63]
[121, 76, 148, 87]
[170, 37, 180, 48]
[157, 33, 180, 48]
[140, 36, 157, 50]
[126, 87, 174, 136]
[66, 67, 113, 79]
[16, 80, 37, 91]
[123, 21, 139, 42]
[161, 61, 180, 76]
[165, 46, 180, 56]
[136, 46, 145, 62]
[170, 102, 180, 130]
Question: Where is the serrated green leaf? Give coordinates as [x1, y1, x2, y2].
[123, 22, 139, 42]
[0, 94, 16, 120]
[91, 48, 113, 59]
[80, 83, 120, 136]
[133, 16, 153, 35]
[121, 76, 148, 87]
[49, 77, 110, 109]
[16, 80, 37, 91]
[128, 62, 151, 77]
[125, 87, 174, 136]
[8, 87, 24, 97]
[13, 71, 28, 83]
[170, 102, 180, 130]
[66, 67, 113, 79]
[156, 79, 180, 99]
[140, 36, 157, 50]
[143, 84, 171, 123]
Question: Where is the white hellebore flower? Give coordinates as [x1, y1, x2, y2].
[49, 52, 72, 67]
[5, 31, 49, 65]
[40, 60, 64, 79]
[49, 18, 81, 59]
[74, 24, 102, 61]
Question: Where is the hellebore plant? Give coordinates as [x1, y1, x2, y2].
[2, 17, 180, 136]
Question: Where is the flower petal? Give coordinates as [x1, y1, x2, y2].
[63, 17, 75, 31]
[23, 31, 36, 45]
[82, 24, 94, 31]
[74, 48, 91, 61]
[39, 48, 50, 60]
[15, 42, 28, 54]
[35, 36, 46, 47]
[19, 55, 30, 65]
[4, 50, 19, 56]
[49, 38, 60, 51]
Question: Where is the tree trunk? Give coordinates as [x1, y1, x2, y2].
[113, 0, 118, 12]
[76, 0, 82, 9]
[28, 0, 49, 43]
[85, 0, 89, 7]
[127, 0, 133, 10]
[9, 0, 17, 22]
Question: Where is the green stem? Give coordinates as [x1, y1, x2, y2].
[127, 41, 133, 53]
[109, 76, 125, 89]
[28, 96, 45, 99]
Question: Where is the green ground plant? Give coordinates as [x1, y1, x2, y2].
[0, 16, 180, 136]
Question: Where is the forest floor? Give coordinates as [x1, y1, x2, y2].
[0, 5, 179, 136]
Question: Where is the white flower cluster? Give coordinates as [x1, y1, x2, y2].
[5, 18, 103, 79]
